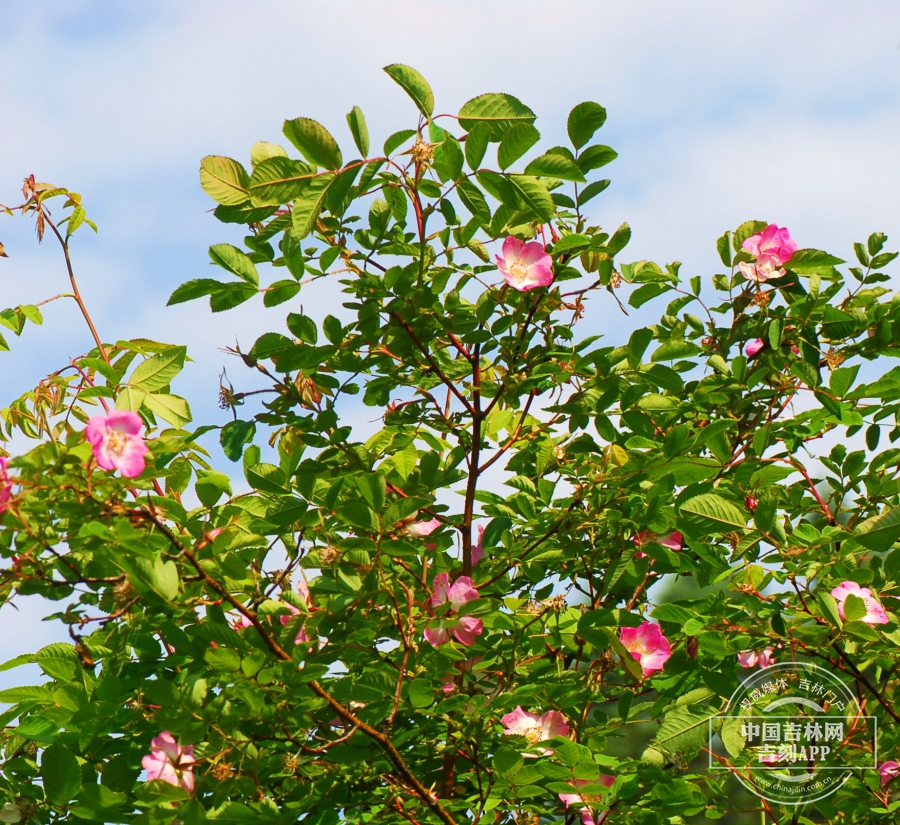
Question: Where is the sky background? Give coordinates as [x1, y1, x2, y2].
[1, 0, 899, 681]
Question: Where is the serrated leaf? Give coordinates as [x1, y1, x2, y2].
[143, 393, 192, 428]
[679, 493, 747, 531]
[42, 743, 82, 805]
[383, 64, 434, 117]
[524, 151, 587, 182]
[497, 123, 540, 170]
[209, 244, 259, 286]
[199, 156, 250, 205]
[464, 123, 491, 170]
[292, 174, 335, 238]
[220, 420, 256, 462]
[167, 278, 223, 306]
[129, 347, 186, 392]
[787, 248, 845, 273]
[248, 157, 316, 206]
[249, 141, 287, 167]
[115, 386, 147, 413]
[577, 145, 618, 173]
[346, 106, 370, 157]
[508, 175, 555, 223]
[283, 118, 343, 170]
[855, 508, 900, 552]
[458, 93, 536, 141]
[567, 102, 608, 149]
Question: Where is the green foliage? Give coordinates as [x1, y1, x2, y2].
[2, 68, 900, 825]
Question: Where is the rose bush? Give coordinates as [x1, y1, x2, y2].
[1, 65, 900, 824]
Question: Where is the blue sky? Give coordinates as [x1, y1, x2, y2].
[1, 0, 900, 675]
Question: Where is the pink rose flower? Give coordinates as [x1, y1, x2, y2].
[141, 731, 196, 792]
[501, 706, 570, 757]
[879, 760, 900, 786]
[831, 581, 889, 625]
[472, 524, 485, 566]
[0, 457, 11, 512]
[85, 410, 149, 478]
[232, 614, 253, 630]
[496, 236, 554, 292]
[737, 647, 776, 669]
[279, 601, 314, 646]
[738, 224, 797, 283]
[559, 776, 616, 825]
[619, 621, 671, 677]
[632, 531, 681, 559]
[424, 573, 483, 647]
[405, 518, 441, 538]
[745, 496, 758, 511]
[745, 338, 765, 358]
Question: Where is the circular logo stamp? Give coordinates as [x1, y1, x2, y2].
[711, 660, 876, 806]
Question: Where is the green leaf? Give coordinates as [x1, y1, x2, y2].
[209, 244, 259, 286]
[221, 420, 256, 462]
[457, 180, 491, 225]
[787, 248, 845, 273]
[129, 347, 186, 392]
[855, 508, 900, 552]
[816, 592, 843, 629]
[679, 493, 747, 532]
[287, 313, 318, 344]
[497, 123, 540, 170]
[210, 284, 256, 312]
[717, 232, 732, 267]
[36, 643, 77, 683]
[42, 743, 82, 805]
[205, 647, 242, 672]
[552, 234, 591, 254]
[843, 594, 867, 623]
[283, 117, 343, 170]
[577, 178, 610, 205]
[464, 123, 491, 170]
[524, 151, 587, 183]
[115, 386, 146, 413]
[568, 102, 608, 149]
[248, 157, 316, 206]
[264, 280, 301, 307]
[576, 145, 618, 173]
[247, 463, 290, 495]
[768, 317, 784, 349]
[249, 141, 287, 167]
[830, 365, 859, 398]
[167, 278, 222, 306]
[143, 393, 192, 428]
[199, 156, 250, 206]
[346, 106, 370, 157]
[652, 705, 720, 760]
[195, 470, 232, 507]
[292, 174, 335, 238]
[720, 715, 746, 758]
[407, 678, 433, 709]
[0, 653, 36, 673]
[383, 64, 434, 117]
[508, 175, 555, 223]
[356, 473, 386, 511]
[458, 93, 536, 141]
[384, 129, 416, 156]
[651, 340, 701, 361]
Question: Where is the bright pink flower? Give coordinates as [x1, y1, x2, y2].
[496, 236, 554, 292]
[745, 338, 765, 358]
[879, 760, 900, 786]
[619, 621, 671, 677]
[85, 410, 149, 478]
[0, 457, 11, 512]
[738, 647, 776, 669]
[501, 706, 570, 756]
[406, 518, 440, 538]
[424, 573, 483, 647]
[745, 496, 758, 511]
[232, 614, 253, 630]
[141, 731, 196, 792]
[559, 776, 615, 825]
[632, 531, 681, 559]
[831, 581, 889, 625]
[738, 224, 797, 283]
[472, 524, 485, 565]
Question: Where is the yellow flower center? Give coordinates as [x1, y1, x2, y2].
[522, 723, 543, 744]
[508, 260, 530, 284]
[107, 430, 128, 456]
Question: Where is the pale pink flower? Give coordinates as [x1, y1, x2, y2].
[831, 581, 889, 625]
[472, 524, 485, 565]
[745, 338, 765, 358]
[559, 776, 616, 825]
[406, 518, 441, 538]
[85, 410, 149, 478]
[738, 224, 797, 283]
[738, 647, 776, 669]
[424, 573, 483, 647]
[141, 731, 196, 792]
[619, 621, 671, 677]
[0, 457, 11, 512]
[279, 601, 313, 646]
[501, 706, 570, 756]
[879, 760, 900, 786]
[496, 236, 553, 292]
[232, 614, 253, 630]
